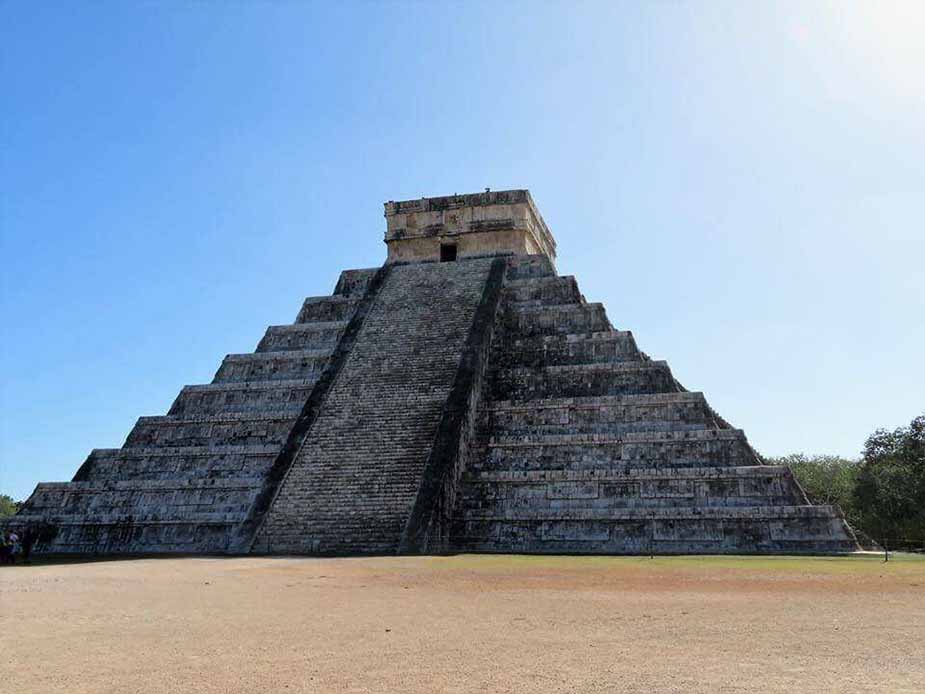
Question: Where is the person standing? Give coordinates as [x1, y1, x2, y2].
[8, 529, 20, 563]
[0, 531, 13, 565]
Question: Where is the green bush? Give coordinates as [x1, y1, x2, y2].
[770, 413, 925, 545]
[0, 494, 20, 518]
[767, 454, 862, 529]
[853, 414, 925, 544]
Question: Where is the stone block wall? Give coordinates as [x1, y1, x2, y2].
[451, 256, 856, 554]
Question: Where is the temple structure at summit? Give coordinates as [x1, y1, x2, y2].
[13, 190, 858, 554]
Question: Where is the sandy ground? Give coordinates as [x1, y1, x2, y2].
[1, 554, 923, 693]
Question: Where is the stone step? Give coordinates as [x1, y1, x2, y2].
[484, 392, 719, 435]
[168, 379, 317, 416]
[31, 477, 260, 494]
[491, 361, 679, 401]
[504, 255, 557, 281]
[453, 505, 856, 554]
[306, 433, 438, 450]
[506, 302, 612, 337]
[317, 388, 452, 412]
[213, 349, 332, 383]
[256, 322, 347, 353]
[489, 427, 747, 445]
[463, 494, 798, 511]
[468, 464, 789, 482]
[491, 421, 715, 438]
[503, 275, 583, 306]
[474, 428, 759, 471]
[76, 445, 280, 481]
[332, 268, 378, 297]
[323, 365, 461, 387]
[17, 478, 262, 540]
[253, 520, 409, 556]
[454, 503, 848, 523]
[125, 412, 296, 448]
[460, 465, 802, 511]
[13, 512, 246, 526]
[494, 330, 645, 367]
[296, 295, 360, 323]
[14, 517, 245, 554]
[488, 392, 710, 413]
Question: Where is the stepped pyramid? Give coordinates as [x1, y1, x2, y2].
[14, 190, 857, 555]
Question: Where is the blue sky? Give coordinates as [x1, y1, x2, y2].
[1, 2, 923, 500]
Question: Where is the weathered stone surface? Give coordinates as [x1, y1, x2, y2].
[295, 296, 359, 323]
[451, 254, 855, 554]
[11, 189, 857, 555]
[256, 322, 346, 353]
[384, 190, 556, 264]
[12, 267, 377, 553]
[213, 350, 332, 383]
[168, 381, 318, 416]
[253, 258, 498, 554]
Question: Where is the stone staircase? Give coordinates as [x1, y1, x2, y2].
[452, 257, 856, 554]
[254, 258, 498, 554]
[14, 269, 378, 553]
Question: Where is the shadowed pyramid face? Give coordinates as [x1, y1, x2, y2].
[383, 189, 557, 265]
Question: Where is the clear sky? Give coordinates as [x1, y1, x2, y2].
[1, 2, 923, 500]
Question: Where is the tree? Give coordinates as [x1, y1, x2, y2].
[769, 454, 861, 528]
[0, 494, 20, 518]
[852, 414, 925, 544]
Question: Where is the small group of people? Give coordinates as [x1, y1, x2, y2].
[1, 527, 36, 565]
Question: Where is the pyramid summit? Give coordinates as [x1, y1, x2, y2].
[13, 189, 857, 555]
[384, 189, 556, 264]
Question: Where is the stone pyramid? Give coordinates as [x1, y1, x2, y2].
[14, 190, 857, 554]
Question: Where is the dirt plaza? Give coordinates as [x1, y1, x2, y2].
[1, 553, 923, 693]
